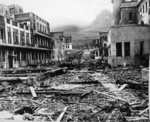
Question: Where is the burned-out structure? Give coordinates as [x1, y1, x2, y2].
[64, 36, 72, 51]
[50, 32, 65, 61]
[0, 4, 53, 69]
[108, 0, 150, 67]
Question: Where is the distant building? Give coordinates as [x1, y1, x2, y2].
[64, 36, 72, 50]
[0, 4, 23, 16]
[108, 0, 150, 67]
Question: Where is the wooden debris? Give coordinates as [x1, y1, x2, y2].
[126, 117, 149, 122]
[29, 87, 37, 98]
[17, 90, 87, 96]
[56, 107, 68, 122]
[0, 77, 28, 82]
[94, 90, 128, 102]
[118, 84, 128, 91]
[139, 108, 149, 116]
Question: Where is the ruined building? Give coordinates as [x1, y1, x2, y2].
[108, 0, 150, 67]
[50, 32, 72, 61]
[0, 4, 53, 69]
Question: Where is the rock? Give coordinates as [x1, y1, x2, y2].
[0, 111, 13, 119]
[13, 115, 23, 120]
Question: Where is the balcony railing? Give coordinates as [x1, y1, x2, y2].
[26, 42, 31, 46]
[20, 41, 25, 46]
[34, 30, 50, 37]
[14, 41, 19, 45]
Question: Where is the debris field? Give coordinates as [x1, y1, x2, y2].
[0, 67, 149, 122]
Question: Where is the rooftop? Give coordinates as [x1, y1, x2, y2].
[120, 1, 138, 8]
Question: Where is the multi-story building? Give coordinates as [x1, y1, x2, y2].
[0, 4, 53, 69]
[63, 36, 72, 50]
[108, 0, 150, 67]
[0, 4, 23, 16]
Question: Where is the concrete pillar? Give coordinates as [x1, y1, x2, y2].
[24, 28, 26, 46]
[11, 24, 13, 45]
[4, 18, 8, 44]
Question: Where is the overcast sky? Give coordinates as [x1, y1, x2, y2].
[1, 0, 113, 29]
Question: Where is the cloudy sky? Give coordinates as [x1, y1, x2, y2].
[1, 0, 113, 29]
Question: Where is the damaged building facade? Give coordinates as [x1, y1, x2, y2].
[108, 0, 150, 67]
[0, 4, 53, 69]
[51, 32, 72, 61]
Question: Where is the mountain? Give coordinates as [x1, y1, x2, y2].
[52, 9, 113, 49]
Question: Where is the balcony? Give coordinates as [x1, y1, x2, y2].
[14, 41, 19, 45]
[33, 30, 51, 39]
[20, 41, 25, 46]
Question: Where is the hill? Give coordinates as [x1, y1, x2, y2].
[52, 9, 113, 49]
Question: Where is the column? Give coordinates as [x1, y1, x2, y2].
[5, 18, 8, 44]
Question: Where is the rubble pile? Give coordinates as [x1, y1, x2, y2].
[0, 67, 149, 122]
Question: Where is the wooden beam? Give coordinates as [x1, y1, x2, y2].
[94, 90, 128, 102]
[56, 107, 68, 122]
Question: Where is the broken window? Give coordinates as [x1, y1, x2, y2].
[26, 33, 29, 46]
[96, 51, 98, 57]
[13, 29, 19, 45]
[7, 19, 10, 24]
[140, 41, 144, 56]
[116, 42, 122, 57]
[129, 12, 133, 21]
[0, 51, 5, 62]
[10, 8, 15, 14]
[124, 42, 130, 56]
[7, 27, 11, 44]
[20, 31, 25, 45]
[22, 51, 26, 61]
[0, 29, 4, 40]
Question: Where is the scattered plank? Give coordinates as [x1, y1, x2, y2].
[126, 117, 149, 122]
[118, 84, 128, 91]
[94, 90, 128, 102]
[29, 87, 37, 98]
[17, 90, 87, 96]
[56, 107, 68, 122]
[0, 77, 28, 82]
[139, 108, 149, 116]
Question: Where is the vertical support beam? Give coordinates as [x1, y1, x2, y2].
[11, 23, 13, 45]
[149, 39, 150, 119]
[5, 18, 8, 44]
[24, 28, 26, 46]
